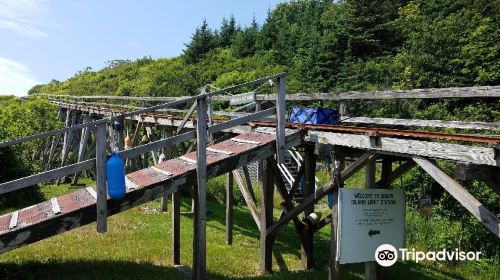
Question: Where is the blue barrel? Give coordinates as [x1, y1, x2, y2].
[106, 152, 126, 200]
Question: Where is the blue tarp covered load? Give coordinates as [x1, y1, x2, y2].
[288, 107, 340, 124]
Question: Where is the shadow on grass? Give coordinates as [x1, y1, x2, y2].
[0, 260, 468, 280]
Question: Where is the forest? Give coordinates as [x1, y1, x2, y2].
[0, 0, 499, 276]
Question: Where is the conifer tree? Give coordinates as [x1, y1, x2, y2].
[183, 19, 215, 64]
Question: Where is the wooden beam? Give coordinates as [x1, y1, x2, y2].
[257, 86, 500, 101]
[328, 154, 344, 280]
[193, 96, 208, 280]
[342, 116, 500, 131]
[260, 157, 274, 274]
[414, 157, 500, 237]
[172, 191, 181, 265]
[233, 170, 261, 231]
[365, 157, 383, 280]
[307, 131, 499, 166]
[267, 152, 377, 237]
[226, 172, 234, 245]
[72, 114, 91, 185]
[276, 76, 286, 164]
[301, 144, 315, 269]
[177, 101, 197, 135]
[95, 123, 107, 233]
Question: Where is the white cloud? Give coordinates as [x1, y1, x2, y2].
[0, 0, 50, 38]
[0, 57, 40, 96]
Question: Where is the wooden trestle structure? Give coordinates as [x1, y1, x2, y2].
[1, 75, 499, 280]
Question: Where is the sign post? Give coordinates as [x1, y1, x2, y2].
[337, 188, 405, 264]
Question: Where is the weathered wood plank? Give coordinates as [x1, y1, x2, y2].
[260, 157, 274, 274]
[233, 170, 261, 231]
[343, 116, 500, 131]
[226, 172, 234, 245]
[301, 144, 315, 269]
[0, 159, 95, 195]
[96, 123, 107, 233]
[193, 97, 208, 280]
[257, 86, 500, 101]
[307, 131, 499, 166]
[414, 157, 500, 237]
[276, 76, 286, 164]
[365, 157, 383, 280]
[172, 191, 181, 265]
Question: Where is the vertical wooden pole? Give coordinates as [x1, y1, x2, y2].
[301, 143, 316, 269]
[193, 96, 207, 280]
[172, 190, 181, 265]
[72, 114, 91, 185]
[276, 75, 286, 164]
[329, 150, 344, 280]
[365, 157, 383, 280]
[161, 129, 172, 212]
[260, 157, 274, 274]
[226, 172, 234, 245]
[96, 123, 107, 233]
[56, 109, 74, 185]
[255, 101, 263, 181]
[381, 159, 392, 186]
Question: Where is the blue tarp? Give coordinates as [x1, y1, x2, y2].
[288, 107, 340, 124]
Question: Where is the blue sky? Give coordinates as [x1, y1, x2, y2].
[0, 0, 287, 96]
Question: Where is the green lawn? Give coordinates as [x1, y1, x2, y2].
[0, 179, 498, 279]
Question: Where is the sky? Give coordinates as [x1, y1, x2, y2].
[0, 0, 287, 96]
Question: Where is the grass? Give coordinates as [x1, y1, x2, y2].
[0, 177, 498, 279]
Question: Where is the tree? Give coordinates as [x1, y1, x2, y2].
[232, 18, 259, 58]
[183, 19, 215, 64]
[218, 15, 238, 48]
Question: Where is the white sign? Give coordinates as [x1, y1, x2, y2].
[337, 188, 405, 264]
[229, 91, 255, 105]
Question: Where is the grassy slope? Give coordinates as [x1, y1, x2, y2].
[0, 178, 498, 280]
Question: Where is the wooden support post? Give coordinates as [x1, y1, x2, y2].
[365, 157, 383, 280]
[260, 157, 275, 274]
[96, 123, 107, 233]
[226, 172, 234, 245]
[381, 159, 392, 184]
[172, 191, 181, 265]
[329, 152, 344, 280]
[193, 96, 207, 280]
[56, 109, 74, 184]
[301, 143, 315, 269]
[160, 129, 172, 212]
[276, 75, 286, 164]
[72, 114, 91, 185]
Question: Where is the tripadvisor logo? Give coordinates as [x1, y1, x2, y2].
[375, 244, 482, 267]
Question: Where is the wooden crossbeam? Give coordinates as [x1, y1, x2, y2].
[233, 170, 261, 231]
[257, 86, 500, 101]
[414, 157, 500, 237]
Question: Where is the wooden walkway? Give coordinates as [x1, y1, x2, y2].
[0, 128, 301, 253]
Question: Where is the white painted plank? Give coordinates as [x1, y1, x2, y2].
[8, 211, 19, 229]
[50, 198, 61, 215]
